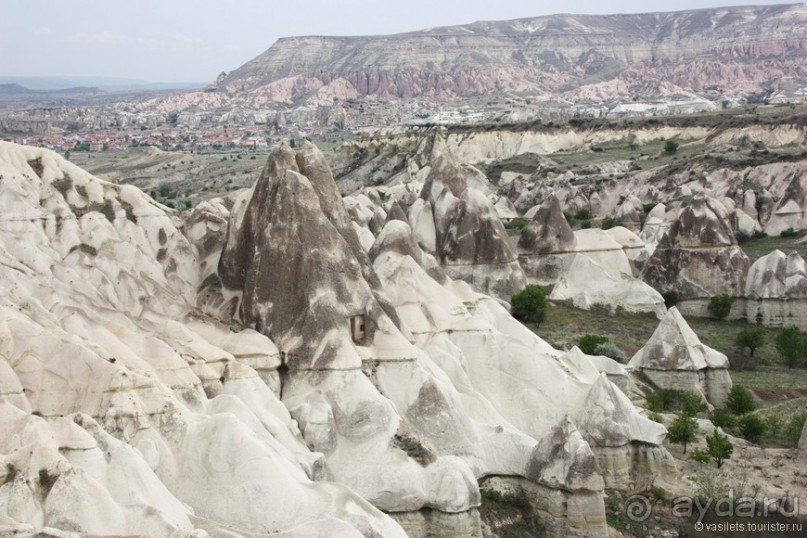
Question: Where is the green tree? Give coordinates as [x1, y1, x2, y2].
[707, 294, 735, 320]
[681, 392, 708, 416]
[668, 414, 699, 453]
[157, 183, 171, 198]
[738, 414, 766, 443]
[578, 334, 610, 355]
[775, 325, 807, 368]
[690, 447, 711, 465]
[510, 285, 547, 328]
[661, 290, 679, 309]
[705, 429, 733, 468]
[736, 327, 766, 357]
[664, 140, 680, 154]
[710, 409, 737, 429]
[726, 385, 756, 415]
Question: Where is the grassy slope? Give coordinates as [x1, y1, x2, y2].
[532, 302, 807, 415]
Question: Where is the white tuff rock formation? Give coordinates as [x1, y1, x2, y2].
[0, 141, 677, 537]
[628, 307, 732, 407]
[745, 250, 807, 329]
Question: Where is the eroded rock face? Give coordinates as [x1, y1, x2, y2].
[628, 307, 732, 407]
[517, 194, 578, 286]
[412, 152, 526, 299]
[0, 141, 678, 537]
[548, 229, 665, 317]
[745, 250, 807, 329]
[218, 142, 414, 370]
[0, 142, 404, 537]
[576, 375, 676, 489]
[765, 171, 807, 235]
[641, 196, 749, 313]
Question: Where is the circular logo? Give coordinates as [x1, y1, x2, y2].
[626, 494, 652, 522]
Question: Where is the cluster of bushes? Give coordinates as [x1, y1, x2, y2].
[577, 334, 628, 363]
[709, 385, 805, 447]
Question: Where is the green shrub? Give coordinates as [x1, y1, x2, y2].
[726, 385, 756, 415]
[580, 220, 592, 229]
[661, 290, 679, 309]
[510, 285, 547, 328]
[710, 409, 738, 429]
[504, 218, 529, 231]
[642, 203, 657, 214]
[668, 413, 699, 453]
[578, 334, 610, 355]
[574, 208, 592, 220]
[690, 447, 711, 465]
[664, 140, 680, 154]
[650, 485, 666, 500]
[765, 415, 784, 437]
[752, 230, 768, 239]
[646, 389, 677, 412]
[681, 392, 708, 416]
[600, 217, 619, 230]
[705, 429, 733, 468]
[707, 294, 735, 320]
[785, 413, 807, 446]
[592, 342, 628, 364]
[738, 414, 766, 443]
[780, 227, 799, 238]
[648, 411, 664, 423]
[775, 325, 807, 368]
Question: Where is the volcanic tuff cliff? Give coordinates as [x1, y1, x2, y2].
[215, 4, 807, 105]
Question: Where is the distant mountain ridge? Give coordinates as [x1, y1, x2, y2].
[214, 3, 807, 105]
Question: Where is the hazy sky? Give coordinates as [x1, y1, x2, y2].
[0, 0, 798, 83]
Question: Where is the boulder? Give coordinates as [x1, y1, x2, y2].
[628, 307, 732, 407]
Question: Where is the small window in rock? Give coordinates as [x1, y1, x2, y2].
[350, 315, 366, 344]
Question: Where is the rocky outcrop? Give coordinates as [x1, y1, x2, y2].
[410, 151, 526, 298]
[628, 307, 732, 407]
[0, 141, 681, 537]
[641, 196, 750, 315]
[765, 171, 807, 235]
[577, 375, 674, 489]
[218, 141, 414, 370]
[517, 194, 577, 285]
[745, 250, 807, 329]
[549, 229, 666, 317]
[0, 142, 404, 537]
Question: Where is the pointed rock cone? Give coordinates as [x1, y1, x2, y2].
[628, 307, 731, 406]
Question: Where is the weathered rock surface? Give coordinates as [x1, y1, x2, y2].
[642, 196, 749, 315]
[628, 307, 732, 407]
[410, 150, 526, 298]
[518, 194, 577, 285]
[765, 170, 807, 235]
[549, 229, 666, 317]
[0, 141, 679, 537]
[745, 250, 807, 329]
[0, 142, 404, 537]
